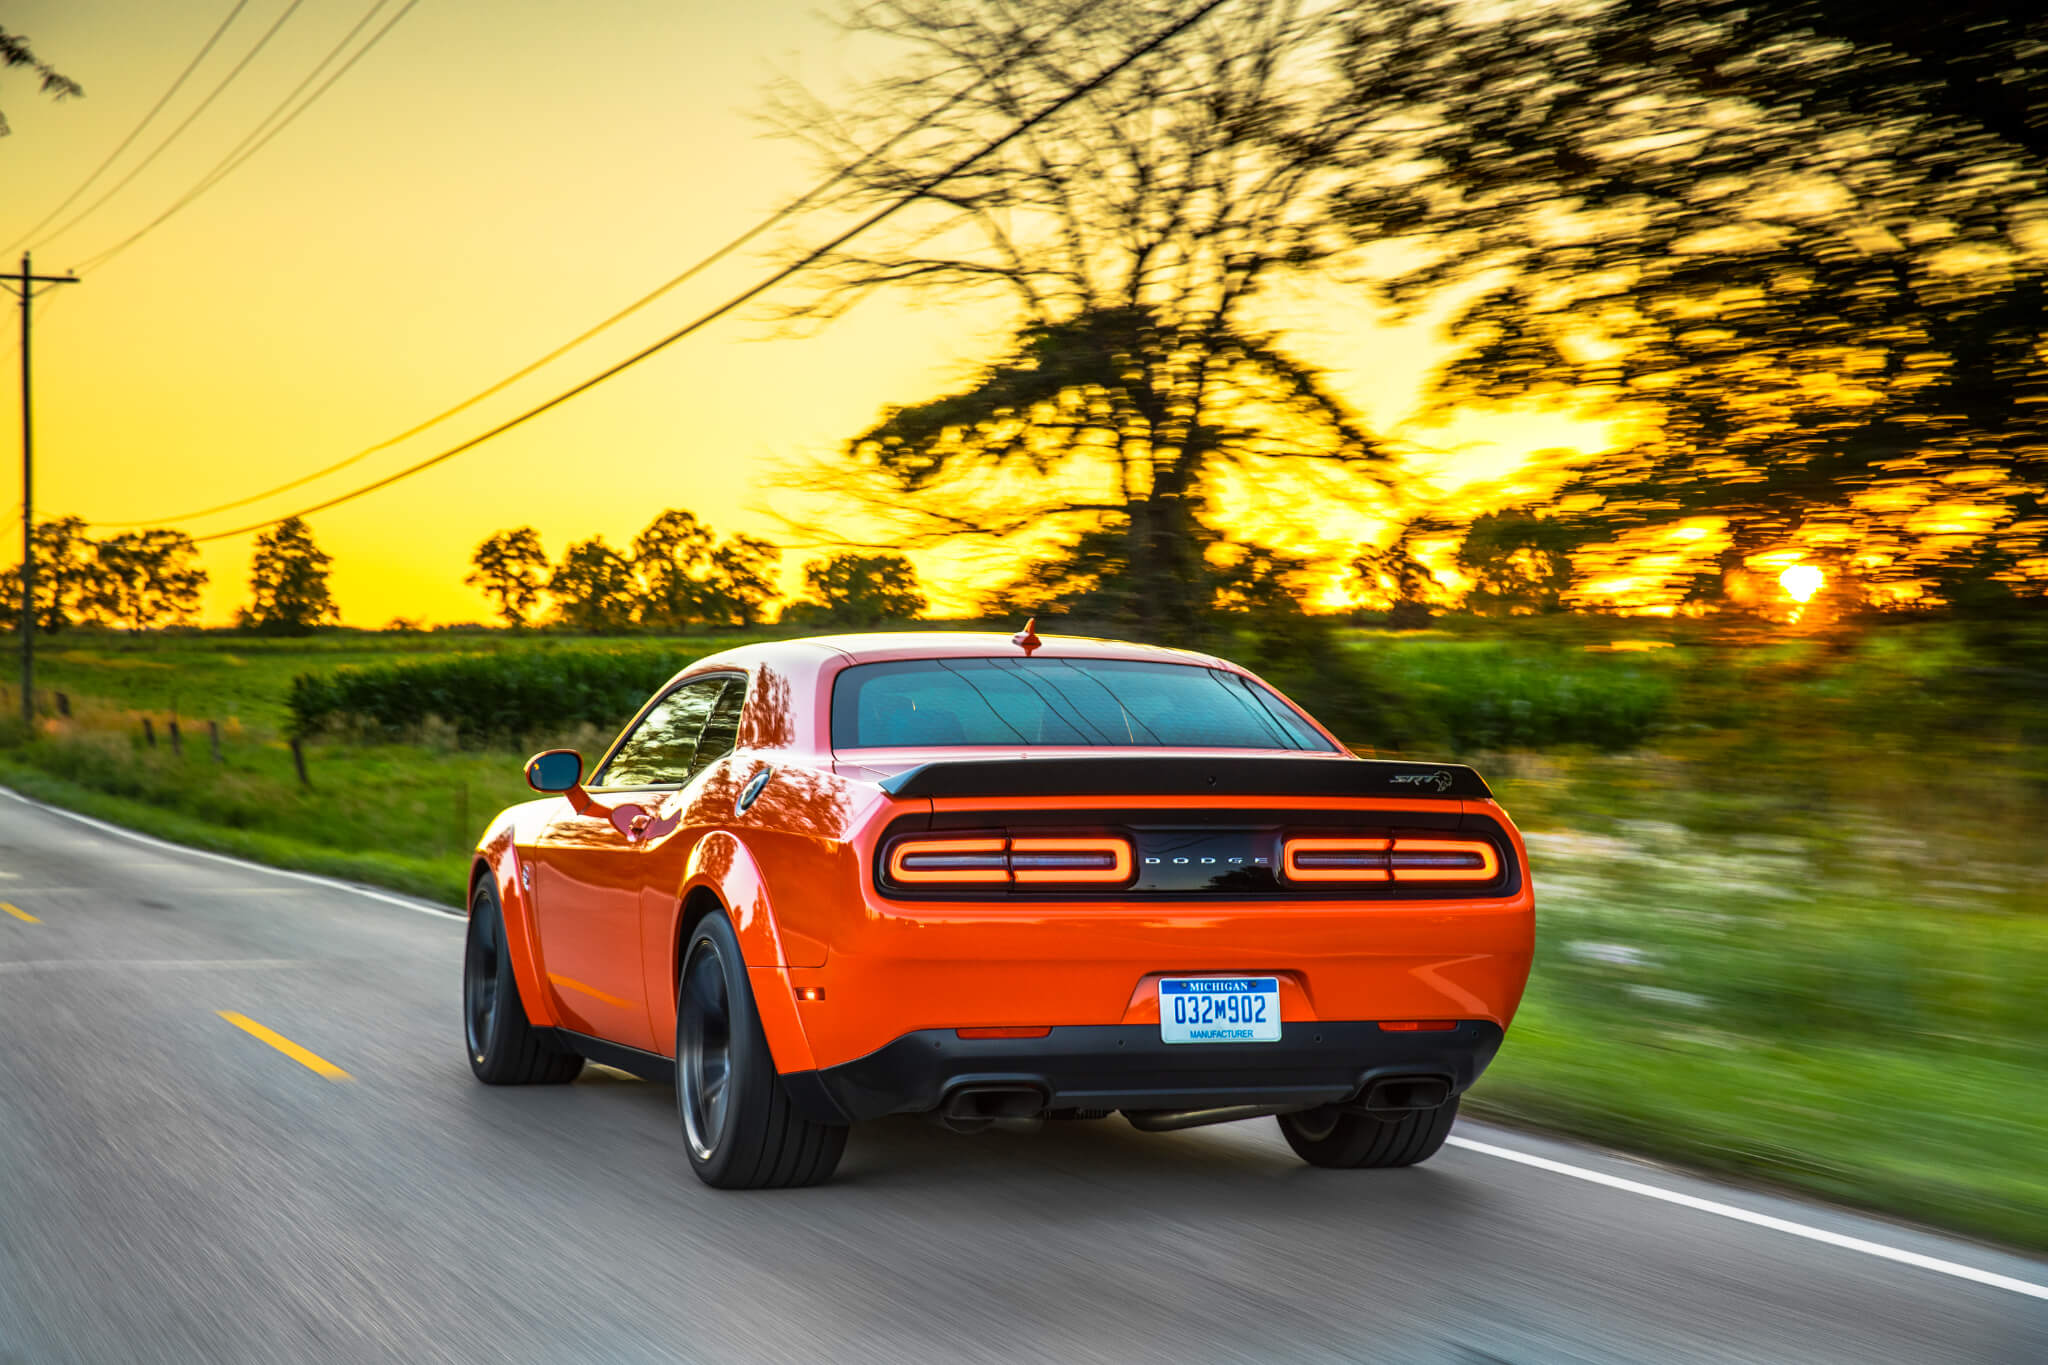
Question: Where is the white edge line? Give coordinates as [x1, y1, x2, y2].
[0, 785, 465, 922]
[1446, 1135, 2048, 1302]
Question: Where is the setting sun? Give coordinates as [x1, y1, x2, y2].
[1780, 563, 1825, 603]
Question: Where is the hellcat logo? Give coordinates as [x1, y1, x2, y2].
[1389, 769, 1456, 793]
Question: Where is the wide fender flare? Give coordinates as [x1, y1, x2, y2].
[679, 831, 786, 966]
[671, 832, 817, 1075]
[472, 828, 559, 1030]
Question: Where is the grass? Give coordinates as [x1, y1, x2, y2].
[2, 620, 2044, 1250]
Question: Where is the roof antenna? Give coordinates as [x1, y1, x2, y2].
[1011, 616, 1042, 654]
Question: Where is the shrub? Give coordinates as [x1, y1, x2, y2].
[288, 646, 698, 744]
[1361, 638, 1677, 753]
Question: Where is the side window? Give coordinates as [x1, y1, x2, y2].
[691, 679, 747, 776]
[596, 678, 726, 788]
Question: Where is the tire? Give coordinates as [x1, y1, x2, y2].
[676, 913, 848, 1189]
[1277, 1096, 1460, 1168]
[464, 879, 583, 1085]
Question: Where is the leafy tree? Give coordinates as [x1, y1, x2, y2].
[1351, 522, 1444, 628]
[709, 535, 781, 627]
[777, 0, 1394, 633]
[548, 536, 637, 632]
[1, 516, 107, 632]
[90, 530, 206, 632]
[239, 517, 336, 635]
[1, 27, 83, 138]
[466, 527, 549, 629]
[632, 510, 720, 629]
[1332, 0, 2048, 608]
[792, 553, 926, 628]
[1455, 510, 1579, 617]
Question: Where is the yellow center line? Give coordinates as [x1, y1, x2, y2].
[217, 1011, 353, 1081]
[1, 902, 39, 924]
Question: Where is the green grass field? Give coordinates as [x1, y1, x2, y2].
[2, 622, 2042, 1249]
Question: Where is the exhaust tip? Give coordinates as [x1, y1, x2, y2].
[1360, 1075, 1452, 1112]
[938, 1084, 1046, 1131]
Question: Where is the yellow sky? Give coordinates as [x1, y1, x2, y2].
[3, 0, 1609, 624]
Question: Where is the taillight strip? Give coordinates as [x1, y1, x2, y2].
[888, 837, 1009, 884]
[1387, 838, 1500, 882]
[1282, 837, 1391, 882]
[1282, 836, 1501, 885]
[1010, 837, 1132, 883]
[886, 836, 1135, 887]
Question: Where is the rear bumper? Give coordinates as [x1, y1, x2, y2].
[779, 1019, 1505, 1124]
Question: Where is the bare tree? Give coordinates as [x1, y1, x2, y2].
[773, 0, 1395, 633]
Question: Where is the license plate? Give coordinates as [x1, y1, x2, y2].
[1158, 977, 1282, 1044]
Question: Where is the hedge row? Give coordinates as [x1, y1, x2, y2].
[288, 647, 696, 743]
[1361, 640, 1677, 753]
[290, 634, 1675, 755]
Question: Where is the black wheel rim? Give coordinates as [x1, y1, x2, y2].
[679, 938, 733, 1161]
[464, 898, 503, 1064]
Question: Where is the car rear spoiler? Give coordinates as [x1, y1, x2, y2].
[876, 755, 1492, 801]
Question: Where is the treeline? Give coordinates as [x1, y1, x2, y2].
[466, 509, 926, 632]
[4, 514, 342, 636]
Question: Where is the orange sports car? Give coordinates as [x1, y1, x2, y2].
[463, 629, 1535, 1188]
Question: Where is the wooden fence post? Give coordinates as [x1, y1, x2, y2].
[168, 719, 182, 756]
[209, 721, 223, 764]
[290, 737, 312, 789]
[141, 717, 156, 747]
[54, 692, 69, 718]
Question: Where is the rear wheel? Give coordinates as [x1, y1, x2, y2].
[676, 913, 847, 1189]
[1277, 1096, 1459, 1168]
[464, 879, 582, 1085]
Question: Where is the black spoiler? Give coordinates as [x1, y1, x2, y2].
[876, 755, 1491, 801]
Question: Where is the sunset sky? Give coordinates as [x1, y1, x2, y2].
[3, 0, 1607, 625]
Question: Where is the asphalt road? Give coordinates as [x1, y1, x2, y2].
[0, 792, 2042, 1365]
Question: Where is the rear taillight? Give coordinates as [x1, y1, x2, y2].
[1281, 836, 1500, 885]
[885, 836, 1134, 888]
[887, 838, 1008, 884]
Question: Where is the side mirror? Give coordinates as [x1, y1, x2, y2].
[525, 749, 584, 793]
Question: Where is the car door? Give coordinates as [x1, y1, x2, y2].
[529, 674, 731, 1050]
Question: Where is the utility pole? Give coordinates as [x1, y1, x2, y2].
[4, 254, 80, 728]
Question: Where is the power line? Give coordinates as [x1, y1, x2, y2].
[94, 5, 1092, 530]
[77, 0, 420, 274]
[182, 0, 1231, 545]
[34, 0, 310, 253]
[1, 0, 253, 255]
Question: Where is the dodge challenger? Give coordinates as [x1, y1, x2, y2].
[463, 628, 1535, 1188]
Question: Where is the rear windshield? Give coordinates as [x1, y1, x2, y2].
[830, 657, 1334, 751]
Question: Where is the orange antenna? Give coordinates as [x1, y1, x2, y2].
[1012, 616, 1042, 653]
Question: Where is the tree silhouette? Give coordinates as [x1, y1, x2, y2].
[466, 527, 549, 629]
[239, 517, 336, 635]
[1455, 511, 1578, 617]
[90, 530, 207, 633]
[548, 536, 636, 633]
[1, 517, 106, 632]
[632, 511, 720, 630]
[776, 0, 1393, 634]
[709, 535, 780, 627]
[789, 553, 926, 628]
